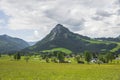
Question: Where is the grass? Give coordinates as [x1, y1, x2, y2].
[0, 56, 120, 80]
[82, 39, 110, 44]
[42, 48, 72, 54]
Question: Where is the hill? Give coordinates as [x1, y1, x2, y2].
[27, 24, 118, 53]
[0, 34, 29, 53]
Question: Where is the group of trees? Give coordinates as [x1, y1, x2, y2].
[73, 51, 116, 64]
[13, 52, 30, 62]
[7, 50, 118, 64]
[40, 51, 117, 64]
[98, 52, 115, 63]
[83, 51, 116, 64]
[41, 51, 66, 63]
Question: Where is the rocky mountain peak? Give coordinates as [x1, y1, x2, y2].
[51, 24, 70, 34]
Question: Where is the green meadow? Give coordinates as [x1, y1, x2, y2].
[42, 48, 72, 54]
[0, 56, 120, 80]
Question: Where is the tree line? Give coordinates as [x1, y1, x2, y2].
[7, 51, 118, 64]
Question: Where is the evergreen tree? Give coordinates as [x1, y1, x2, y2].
[105, 52, 114, 63]
[14, 52, 21, 60]
[57, 51, 65, 63]
[46, 57, 50, 63]
[98, 54, 106, 63]
[84, 51, 92, 63]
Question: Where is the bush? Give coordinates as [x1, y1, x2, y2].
[51, 57, 58, 63]
[46, 57, 50, 63]
[75, 55, 84, 63]
[77, 61, 84, 64]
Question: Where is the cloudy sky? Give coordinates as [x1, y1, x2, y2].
[0, 0, 120, 41]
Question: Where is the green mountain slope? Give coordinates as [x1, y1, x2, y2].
[27, 24, 118, 53]
[0, 35, 29, 53]
[95, 37, 120, 53]
[42, 48, 72, 54]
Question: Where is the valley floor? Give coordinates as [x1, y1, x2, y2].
[0, 58, 120, 80]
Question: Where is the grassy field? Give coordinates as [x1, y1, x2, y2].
[0, 56, 120, 80]
[42, 48, 72, 54]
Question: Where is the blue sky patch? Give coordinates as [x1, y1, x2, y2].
[0, 10, 9, 27]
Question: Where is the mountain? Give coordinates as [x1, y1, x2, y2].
[95, 35, 120, 42]
[117, 35, 120, 39]
[27, 24, 117, 53]
[28, 41, 37, 46]
[0, 34, 29, 53]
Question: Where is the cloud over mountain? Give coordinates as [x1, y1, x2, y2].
[0, 0, 120, 41]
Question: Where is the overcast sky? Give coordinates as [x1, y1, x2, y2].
[0, 0, 120, 41]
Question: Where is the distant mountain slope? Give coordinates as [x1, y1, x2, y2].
[28, 42, 37, 46]
[0, 35, 29, 53]
[95, 36, 120, 53]
[95, 35, 120, 42]
[27, 24, 117, 53]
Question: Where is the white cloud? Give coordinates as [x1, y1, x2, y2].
[34, 30, 39, 38]
[0, 0, 120, 41]
[0, 19, 5, 24]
